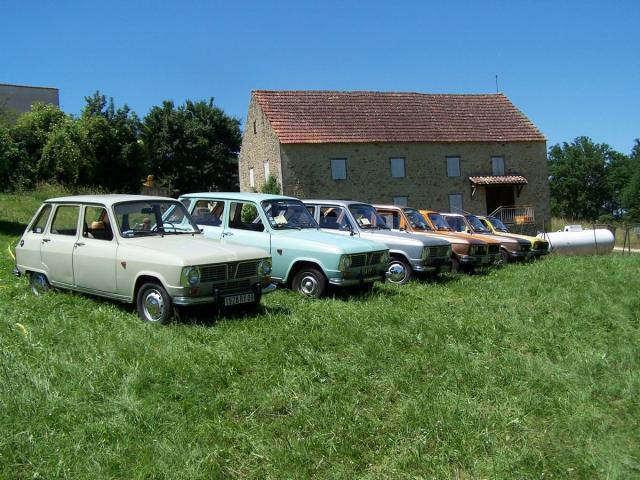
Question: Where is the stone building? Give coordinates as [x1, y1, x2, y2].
[0, 83, 59, 119]
[238, 90, 549, 225]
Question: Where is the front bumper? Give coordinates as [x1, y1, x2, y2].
[509, 251, 532, 261]
[459, 254, 491, 266]
[329, 268, 386, 286]
[172, 282, 276, 306]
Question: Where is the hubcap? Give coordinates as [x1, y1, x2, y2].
[143, 289, 165, 322]
[299, 275, 318, 296]
[387, 263, 407, 284]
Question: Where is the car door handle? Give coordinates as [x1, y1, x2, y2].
[42, 238, 51, 243]
[222, 232, 234, 237]
[75, 242, 85, 247]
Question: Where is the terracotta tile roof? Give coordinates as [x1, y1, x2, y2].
[253, 90, 545, 144]
[469, 175, 529, 185]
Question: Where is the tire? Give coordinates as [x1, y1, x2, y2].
[386, 258, 412, 285]
[292, 268, 328, 298]
[501, 249, 510, 265]
[29, 272, 50, 296]
[136, 282, 172, 324]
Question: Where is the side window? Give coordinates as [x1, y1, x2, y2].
[229, 202, 264, 232]
[50, 205, 80, 236]
[180, 198, 192, 210]
[379, 211, 401, 229]
[191, 200, 224, 226]
[83, 206, 114, 241]
[319, 206, 352, 230]
[306, 205, 316, 217]
[31, 205, 52, 233]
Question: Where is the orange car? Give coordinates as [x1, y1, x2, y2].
[373, 204, 493, 272]
[419, 209, 503, 266]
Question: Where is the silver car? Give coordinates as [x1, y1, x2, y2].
[304, 200, 452, 284]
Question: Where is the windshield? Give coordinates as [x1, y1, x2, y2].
[487, 216, 509, 233]
[348, 204, 389, 229]
[403, 208, 433, 231]
[261, 199, 318, 229]
[466, 215, 490, 233]
[443, 215, 466, 233]
[429, 213, 453, 231]
[114, 200, 200, 237]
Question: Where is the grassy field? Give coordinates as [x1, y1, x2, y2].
[1, 190, 639, 479]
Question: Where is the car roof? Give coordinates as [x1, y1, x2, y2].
[303, 199, 373, 207]
[180, 192, 298, 202]
[44, 194, 178, 206]
[440, 212, 464, 217]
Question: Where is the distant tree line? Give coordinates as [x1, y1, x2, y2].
[0, 92, 241, 195]
[548, 137, 640, 222]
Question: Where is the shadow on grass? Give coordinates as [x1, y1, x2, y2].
[0, 220, 27, 237]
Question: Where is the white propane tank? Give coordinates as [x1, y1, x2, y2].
[537, 226, 615, 255]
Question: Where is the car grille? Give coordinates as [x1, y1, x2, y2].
[218, 279, 252, 292]
[488, 244, 500, 254]
[471, 245, 487, 256]
[199, 260, 260, 282]
[427, 245, 450, 257]
[520, 244, 531, 252]
[350, 251, 386, 267]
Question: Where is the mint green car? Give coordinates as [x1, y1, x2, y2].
[179, 193, 393, 297]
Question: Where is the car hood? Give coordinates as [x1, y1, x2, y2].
[276, 228, 388, 254]
[122, 235, 269, 265]
[361, 228, 450, 247]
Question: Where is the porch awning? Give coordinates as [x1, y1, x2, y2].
[468, 175, 528, 186]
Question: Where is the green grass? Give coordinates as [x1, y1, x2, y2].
[1, 190, 639, 479]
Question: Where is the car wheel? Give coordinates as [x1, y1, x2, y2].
[387, 258, 411, 285]
[136, 282, 172, 324]
[29, 272, 50, 296]
[501, 249, 510, 265]
[293, 268, 327, 298]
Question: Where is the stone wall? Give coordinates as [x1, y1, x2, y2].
[238, 97, 283, 193]
[279, 140, 550, 224]
[0, 84, 59, 117]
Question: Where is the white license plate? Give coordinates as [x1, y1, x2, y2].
[361, 267, 377, 276]
[223, 293, 255, 306]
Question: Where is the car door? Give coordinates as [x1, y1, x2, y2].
[72, 204, 118, 293]
[41, 204, 81, 286]
[19, 203, 53, 270]
[187, 198, 225, 240]
[222, 200, 271, 252]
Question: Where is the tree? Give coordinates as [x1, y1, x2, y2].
[10, 102, 67, 187]
[0, 124, 28, 190]
[80, 91, 145, 192]
[39, 117, 95, 185]
[260, 175, 281, 194]
[143, 99, 241, 195]
[548, 137, 617, 220]
[622, 139, 640, 221]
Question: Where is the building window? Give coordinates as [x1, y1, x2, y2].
[448, 193, 463, 212]
[249, 168, 255, 188]
[263, 160, 270, 179]
[446, 156, 460, 177]
[393, 196, 408, 207]
[491, 156, 505, 175]
[253, 120, 257, 134]
[390, 157, 405, 178]
[331, 159, 347, 180]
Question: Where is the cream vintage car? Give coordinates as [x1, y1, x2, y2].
[13, 195, 275, 323]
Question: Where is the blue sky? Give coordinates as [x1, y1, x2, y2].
[2, 0, 638, 153]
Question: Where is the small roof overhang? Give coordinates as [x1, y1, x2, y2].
[468, 175, 528, 186]
[469, 175, 528, 197]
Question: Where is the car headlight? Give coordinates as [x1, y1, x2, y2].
[421, 247, 430, 261]
[339, 254, 351, 272]
[181, 266, 201, 287]
[258, 258, 272, 277]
